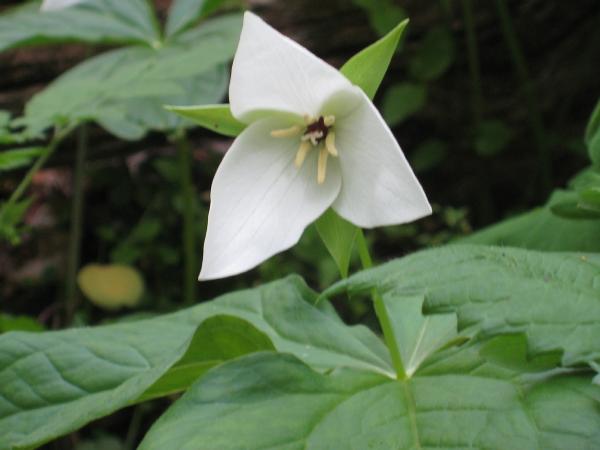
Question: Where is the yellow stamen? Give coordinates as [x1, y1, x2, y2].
[295, 141, 312, 168]
[317, 146, 328, 184]
[325, 131, 338, 157]
[304, 114, 316, 125]
[270, 125, 302, 138]
[323, 115, 335, 127]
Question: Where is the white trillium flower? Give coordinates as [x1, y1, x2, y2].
[199, 12, 432, 280]
[40, 0, 83, 12]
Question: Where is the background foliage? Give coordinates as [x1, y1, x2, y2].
[0, 0, 599, 448]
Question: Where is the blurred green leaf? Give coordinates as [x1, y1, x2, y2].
[462, 190, 600, 251]
[341, 19, 409, 100]
[315, 209, 358, 278]
[409, 26, 455, 81]
[474, 119, 513, 157]
[0, 314, 44, 333]
[166, 104, 246, 137]
[0, 0, 160, 52]
[0, 111, 10, 128]
[0, 147, 46, 171]
[382, 82, 427, 126]
[351, 0, 407, 36]
[588, 128, 600, 166]
[166, 0, 234, 37]
[585, 98, 600, 147]
[410, 139, 447, 172]
[0, 198, 32, 245]
[20, 14, 242, 138]
[551, 200, 600, 220]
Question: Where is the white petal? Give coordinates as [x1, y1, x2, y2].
[332, 93, 432, 228]
[41, 0, 83, 11]
[199, 119, 342, 280]
[230, 12, 357, 123]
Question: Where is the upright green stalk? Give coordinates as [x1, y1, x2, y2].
[461, 0, 483, 125]
[175, 131, 197, 305]
[65, 125, 88, 323]
[0, 126, 71, 220]
[495, 0, 551, 194]
[356, 231, 407, 379]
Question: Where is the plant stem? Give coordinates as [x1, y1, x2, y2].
[175, 131, 197, 305]
[494, 0, 551, 195]
[0, 127, 71, 220]
[65, 125, 88, 324]
[461, 0, 483, 125]
[356, 230, 406, 379]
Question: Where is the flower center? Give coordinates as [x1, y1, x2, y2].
[270, 115, 338, 185]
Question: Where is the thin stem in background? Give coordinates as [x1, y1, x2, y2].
[495, 0, 551, 196]
[0, 126, 71, 221]
[65, 125, 88, 324]
[356, 230, 407, 380]
[461, 0, 495, 223]
[176, 131, 197, 306]
[461, 0, 483, 125]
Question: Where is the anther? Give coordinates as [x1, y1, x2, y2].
[295, 141, 312, 168]
[323, 115, 335, 127]
[317, 146, 328, 184]
[270, 125, 302, 138]
[303, 114, 316, 125]
[325, 131, 338, 157]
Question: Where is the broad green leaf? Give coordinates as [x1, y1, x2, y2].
[314, 209, 358, 278]
[165, 104, 246, 137]
[0, 0, 160, 52]
[382, 82, 427, 126]
[0, 314, 196, 450]
[0, 276, 390, 449]
[140, 315, 275, 401]
[382, 294, 458, 377]
[341, 19, 409, 100]
[20, 14, 242, 137]
[474, 119, 513, 157]
[0, 147, 46, 171]
[139, 351, 600, 449]
[408, 26, 455, 81]
[325, 244, 600, 365]
[462, 190, 600, 252]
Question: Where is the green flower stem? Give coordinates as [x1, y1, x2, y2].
[175, 131, 197, 305]
[495, 0, 551, 195]
[356, 230, 407, 380]
[0, 126, 72, 230]
[65, 125, 88, 324]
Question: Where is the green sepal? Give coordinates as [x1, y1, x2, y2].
[340, 18, 409, 100]
[165, 104, 246, 137]
[314, 209, 358, 278]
